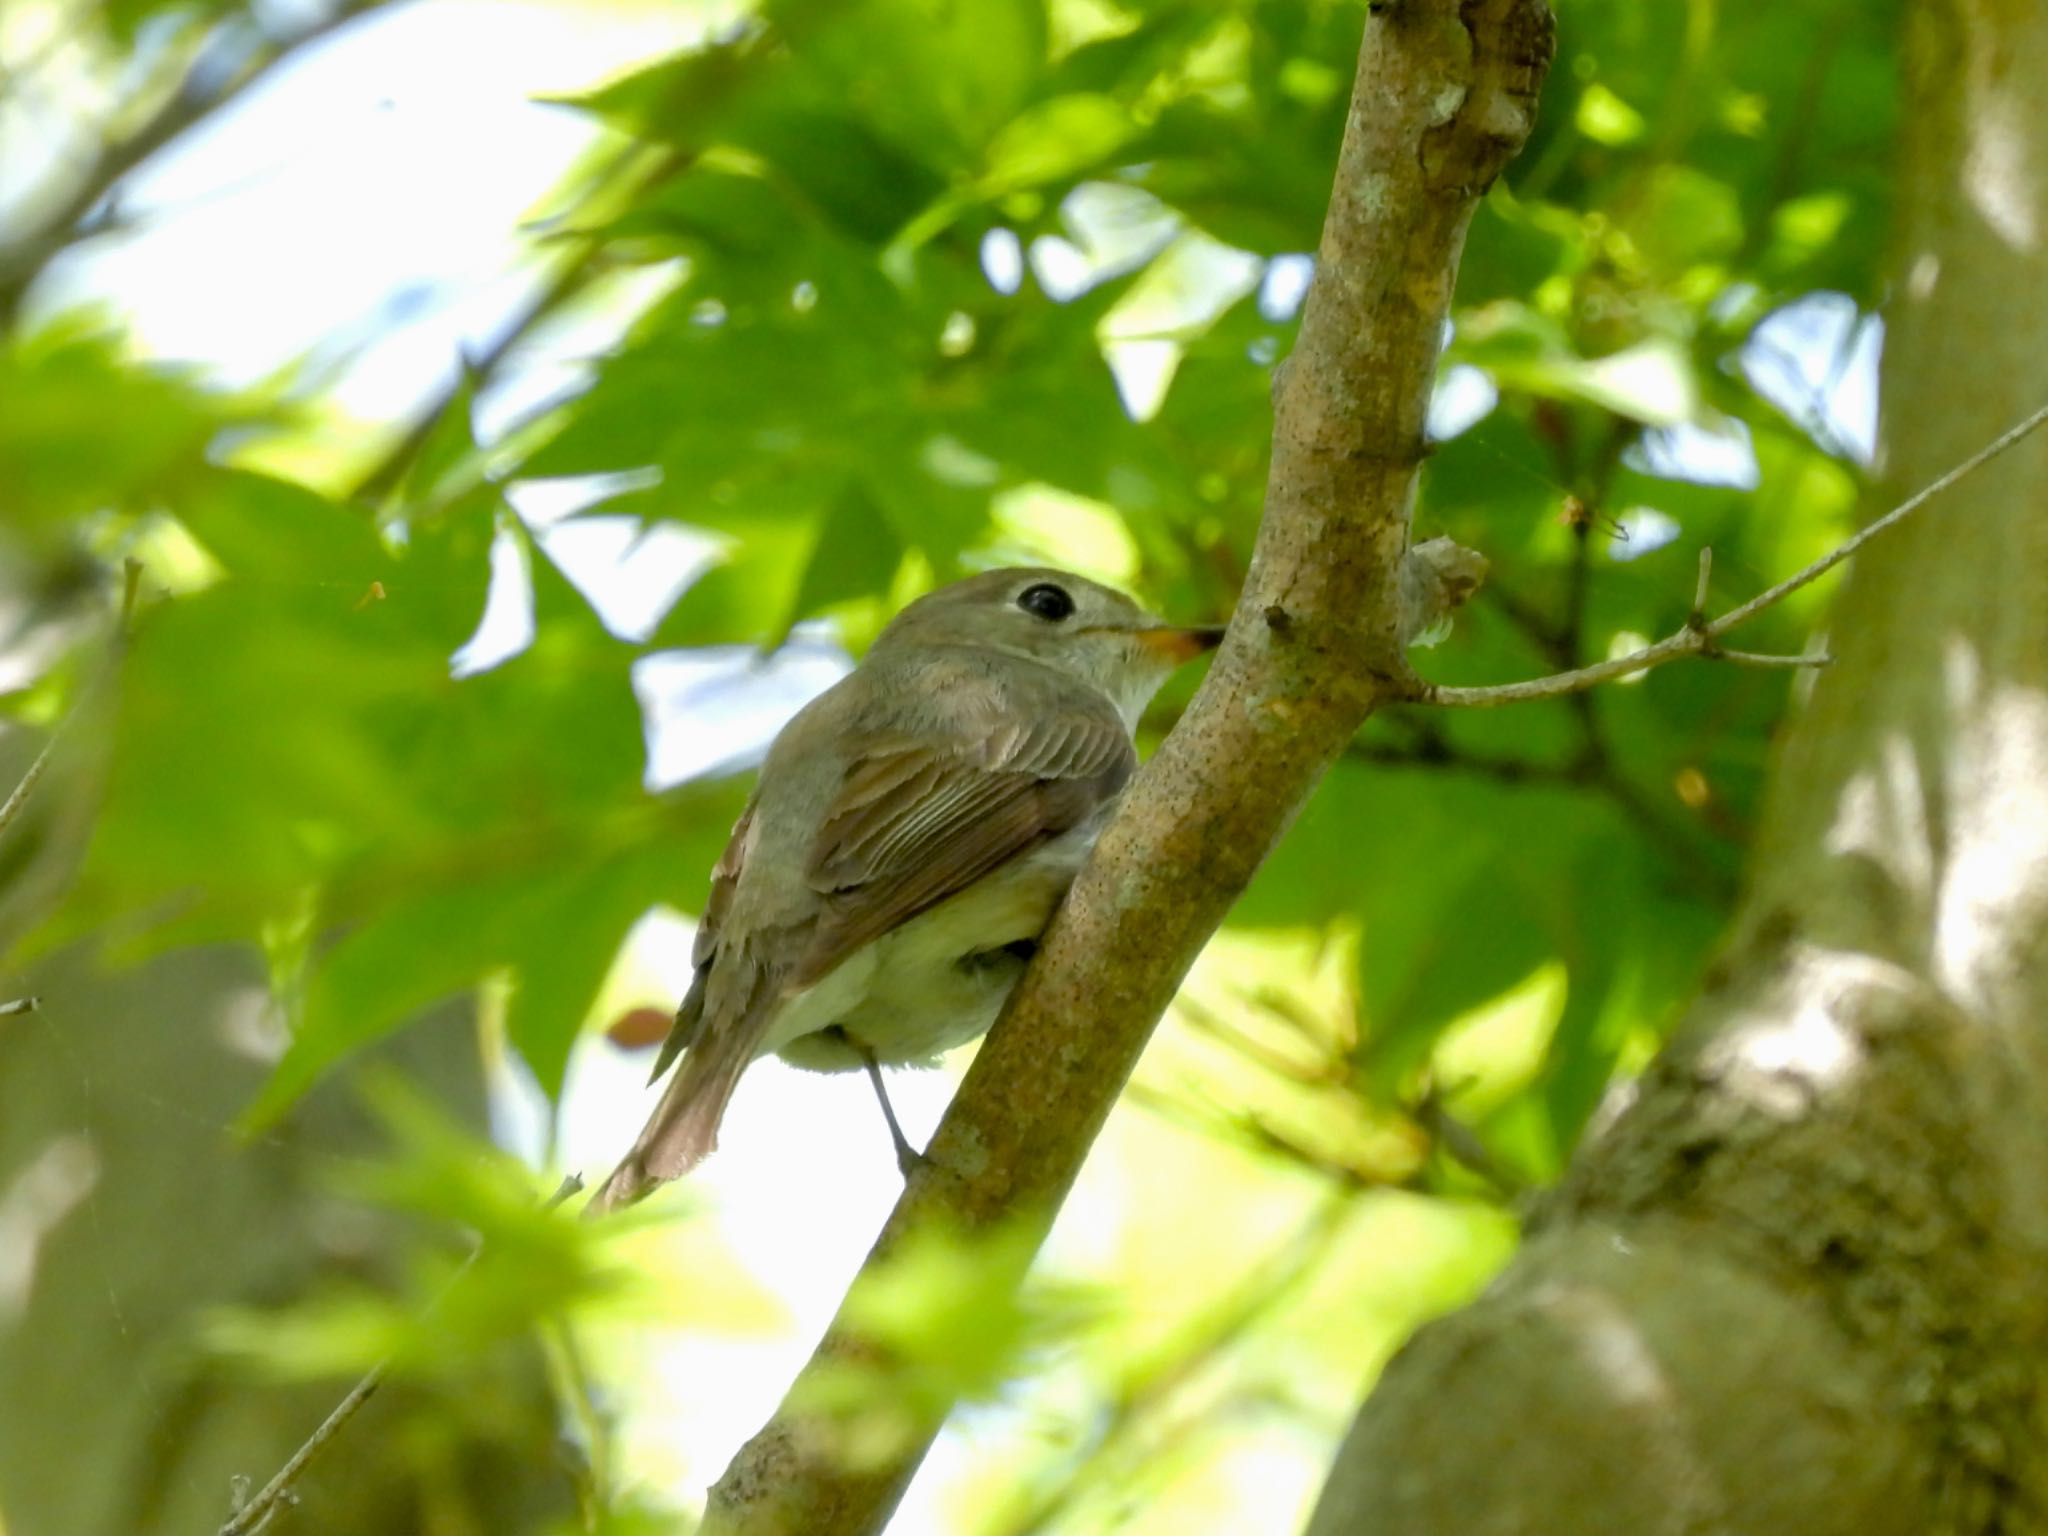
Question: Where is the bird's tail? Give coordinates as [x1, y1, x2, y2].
[586, 1015, 757, 1216]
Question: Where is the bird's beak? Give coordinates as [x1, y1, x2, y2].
[1134, 624, 1228, 663]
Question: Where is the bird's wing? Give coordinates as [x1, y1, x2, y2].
[591, 677, 1132, 1213]
[593, 795, 780, 1210]
[646, 795, 757, 1084]
[797, 701, 1135, 984]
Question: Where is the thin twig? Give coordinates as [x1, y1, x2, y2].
[0, 558, 146, 847]
[0, 740, 56, 844]
[219, 1173, 585, 1536]
[1420, 399, 2048, 709]
[1717, 398, 2048, 628]
[1380, 565, 1742, 888]
[1715, 646, 1829, 670]
[223, 1369, 385, 1536]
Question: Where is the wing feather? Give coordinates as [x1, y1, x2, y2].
[797, 702, 1133, 984]
[612, 666, 1134, 1203]
[648, 796, 756, 1082]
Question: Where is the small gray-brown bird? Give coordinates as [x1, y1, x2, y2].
[590, 567, 1222, 1211]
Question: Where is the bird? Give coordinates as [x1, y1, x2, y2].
[589, 567, 1223, 1212]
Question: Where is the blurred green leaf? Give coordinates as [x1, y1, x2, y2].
[1575, 83, 1646, 146]
[979, 93, 1134, 195]
[795, 1220, 1103, 1467]
[211, 1077, 638, 1379]
[786, 485, 907, 634]
[0, 320, 232, 535]
[1625, 165, 1745, 278]
[778, 0, 1049, 169]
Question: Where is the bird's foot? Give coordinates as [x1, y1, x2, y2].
[842, 1028, 933, 1182]
[895, 1142, 933, 1181]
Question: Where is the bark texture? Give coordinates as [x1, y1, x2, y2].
[702, 4, 1554, 1532]
[1305, 3, 2048, 1533]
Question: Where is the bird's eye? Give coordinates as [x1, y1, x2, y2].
[1016, 582, 1075, 622]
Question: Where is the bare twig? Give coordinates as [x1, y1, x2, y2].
[1714, 397, 2048, 627]
[1420, 399, 2048, 708]
[1715, 646, 1830, 670]
[0, 740, 56, 845]
[219, 1173, 585, 1536]
[222, 1370, 384, 1536]
[0, 558, 146, 848]
[1418, 628, 1821, 707]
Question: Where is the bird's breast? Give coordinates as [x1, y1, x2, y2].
[769, 825, 1096, 1071]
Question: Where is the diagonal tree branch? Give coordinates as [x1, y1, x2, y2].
[694, 5, 1558, 1532]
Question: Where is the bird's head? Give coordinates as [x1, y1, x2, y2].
[872, 567, 1225, 726]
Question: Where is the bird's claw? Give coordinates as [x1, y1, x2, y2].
[895, 1143, 933, 1181]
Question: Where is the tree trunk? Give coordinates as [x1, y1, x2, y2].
[1304, 3, 2048, 1533]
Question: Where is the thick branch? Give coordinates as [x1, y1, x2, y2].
[698, 5, 1556, 1532]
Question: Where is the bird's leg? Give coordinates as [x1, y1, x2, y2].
[834, 1028, 928, 1179]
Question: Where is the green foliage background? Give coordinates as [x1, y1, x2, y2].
[0, 0, 1899, 1530]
